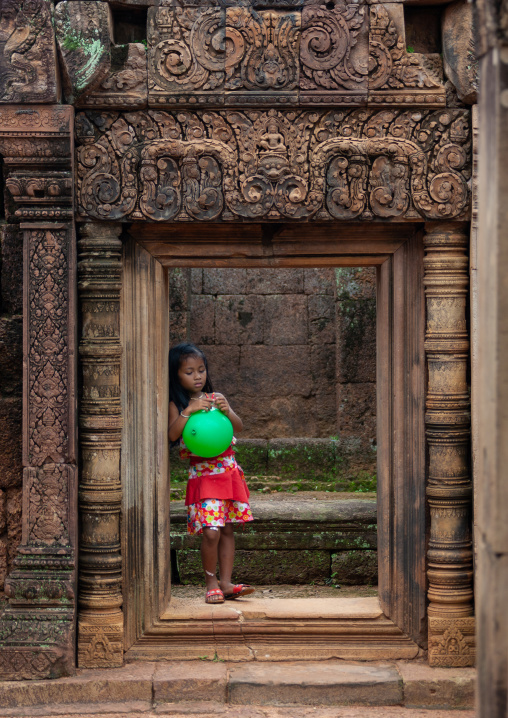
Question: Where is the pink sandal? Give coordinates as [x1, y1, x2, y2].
[223, 584, 255, 600]
[205, 588, 225, 604]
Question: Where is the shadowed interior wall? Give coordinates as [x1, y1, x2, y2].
[168, 266, 376, 449]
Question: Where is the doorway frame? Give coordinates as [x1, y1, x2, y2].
[119, 222, 427, 660]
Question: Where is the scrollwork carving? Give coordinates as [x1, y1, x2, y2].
[148, 6, 225, 106]
[300, 2, 368, 104]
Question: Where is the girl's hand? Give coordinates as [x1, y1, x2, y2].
[188, 394, 213, 414]
[213, 392, 230, 416]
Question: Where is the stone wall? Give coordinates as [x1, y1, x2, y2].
[169, 266, 376, 448]
[0, 224, 23, 597]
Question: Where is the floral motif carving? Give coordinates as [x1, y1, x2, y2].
[76, 108, 471, 223]
[28, 465, 70, 546]
[0, 0, 59, 104]
[27, 229, 69, 466]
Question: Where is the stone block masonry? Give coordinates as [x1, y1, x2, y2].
[169, 267, 377, 456]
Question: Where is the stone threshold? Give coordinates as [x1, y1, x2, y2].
[160, 595, 382, 621]
[0, 660, 475, 715]
[127, 594, 419, 662]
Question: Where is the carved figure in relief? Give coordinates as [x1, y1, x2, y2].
[0, 0, 58, 103]
[259, 121, 287, 154]
[168, 343, 254, 605]
[225, 8, 299, 96]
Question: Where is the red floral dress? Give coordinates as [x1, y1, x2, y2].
[180, 437, 254, 535]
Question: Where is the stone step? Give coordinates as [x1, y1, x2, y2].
[0, 661, 475, 716]
[170, 495, 378, 586]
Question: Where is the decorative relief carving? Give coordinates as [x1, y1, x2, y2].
[0, 648, 62, 681]
[28, 465, 70, 547]
[0, 0, 59, 104]
[300, 2, 368, 105]
[0, 107, 73, 223]
[148, 6, 300, 105]
[76, 108, 471, 223]
[78, 617, 123, 669]
[368, 5, 445, 106]
[428, 617, 475, 668]
[5, 173, 72, 221]
[27, 229, 69, 466]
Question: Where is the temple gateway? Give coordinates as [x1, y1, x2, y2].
[0, 0, 493, 693]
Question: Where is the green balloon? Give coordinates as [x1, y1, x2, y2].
[182, 407, 234, 458]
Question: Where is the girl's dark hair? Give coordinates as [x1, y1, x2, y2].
[168, 342, 213, 413]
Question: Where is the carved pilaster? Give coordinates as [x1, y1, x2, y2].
[0, 107, 77, 680]
[424, 223, 475, 667]
[77, 223, 123, 668]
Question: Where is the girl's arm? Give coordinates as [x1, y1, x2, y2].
[213, 393, 243, 433]
[168, 396, 212, 442]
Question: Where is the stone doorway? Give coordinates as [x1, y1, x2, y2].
[78, 222, 432, 664]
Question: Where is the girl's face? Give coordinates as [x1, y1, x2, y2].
[178, 354, 207, 395]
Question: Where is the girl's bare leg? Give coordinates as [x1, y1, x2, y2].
[218, 523, 236, 594]
[201, 527, 222, 601]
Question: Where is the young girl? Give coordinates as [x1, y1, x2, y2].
[168, 342, 255, 604]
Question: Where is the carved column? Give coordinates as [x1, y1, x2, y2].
[424, 223, 475, 666]
[77, 223, 124, 668]
[0, 106, 77, 680]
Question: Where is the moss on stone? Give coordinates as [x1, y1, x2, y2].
[177, 548, 331, 585]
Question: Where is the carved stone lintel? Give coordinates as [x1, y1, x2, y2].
[424, 223, 474, 667]
[77, 223, 124, 669]
[76, 108, 471, 223]
[428, 616, 476, 667]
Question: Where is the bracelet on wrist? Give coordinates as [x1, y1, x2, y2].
[180, 411, 190, 419]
